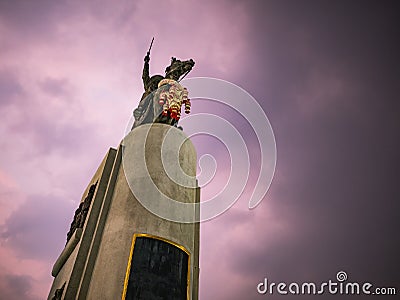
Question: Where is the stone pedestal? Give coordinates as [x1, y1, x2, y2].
[48, 124, 200, 300]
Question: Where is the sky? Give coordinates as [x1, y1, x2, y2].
[0, 0, 399, 299]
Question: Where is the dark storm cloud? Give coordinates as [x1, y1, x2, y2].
[0, 273, 40, 300]
[0, 0, 79, 37]
[39, 77, 70, 97]
[1, 0, 399, 299]
[3, 99, 98, 158]
[0, 194, 74, 261]
[0, 73, 101, 158]
[202, 1, 400, 299]
[10, 110, 99, 157]
[0, 69, 24, 107]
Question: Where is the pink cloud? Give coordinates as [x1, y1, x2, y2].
[1, 1, 399, 299]
[0, 1, 254, 298]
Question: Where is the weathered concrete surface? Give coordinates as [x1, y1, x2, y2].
[47, 148, 117, 300]
[47, 124, 200, 300]
[52, 228, 82, 277]
[86, 124, 200, 300]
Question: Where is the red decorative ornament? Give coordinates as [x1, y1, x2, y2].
[157, 79, 191, 121]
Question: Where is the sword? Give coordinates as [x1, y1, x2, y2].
[147, 37, 154, 56]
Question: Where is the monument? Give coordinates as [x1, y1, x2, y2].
[133, 38, 194, 129]
[47, 40, 200, 300]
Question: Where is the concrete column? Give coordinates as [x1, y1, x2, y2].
[86, 124, 200, 300]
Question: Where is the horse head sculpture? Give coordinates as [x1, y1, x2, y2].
[165, 57, 195, 81]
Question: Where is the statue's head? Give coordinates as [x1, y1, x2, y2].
[165, 57, 195, 81]
[148, 75, 164, 92]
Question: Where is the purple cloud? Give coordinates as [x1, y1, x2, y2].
[0, 194, 74, 261]
[0, 273, 40, 300]
[0, 1, 399, 299]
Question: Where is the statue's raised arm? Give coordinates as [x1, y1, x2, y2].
[142, 38, 153, 91]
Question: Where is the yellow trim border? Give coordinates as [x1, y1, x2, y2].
[122, 233, 191, 300]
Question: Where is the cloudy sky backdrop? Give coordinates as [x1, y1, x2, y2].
[0, 1, 399, 299]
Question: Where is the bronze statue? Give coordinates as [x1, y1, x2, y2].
[132, 39, 195, 129]
[66, 182, 97, 243]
